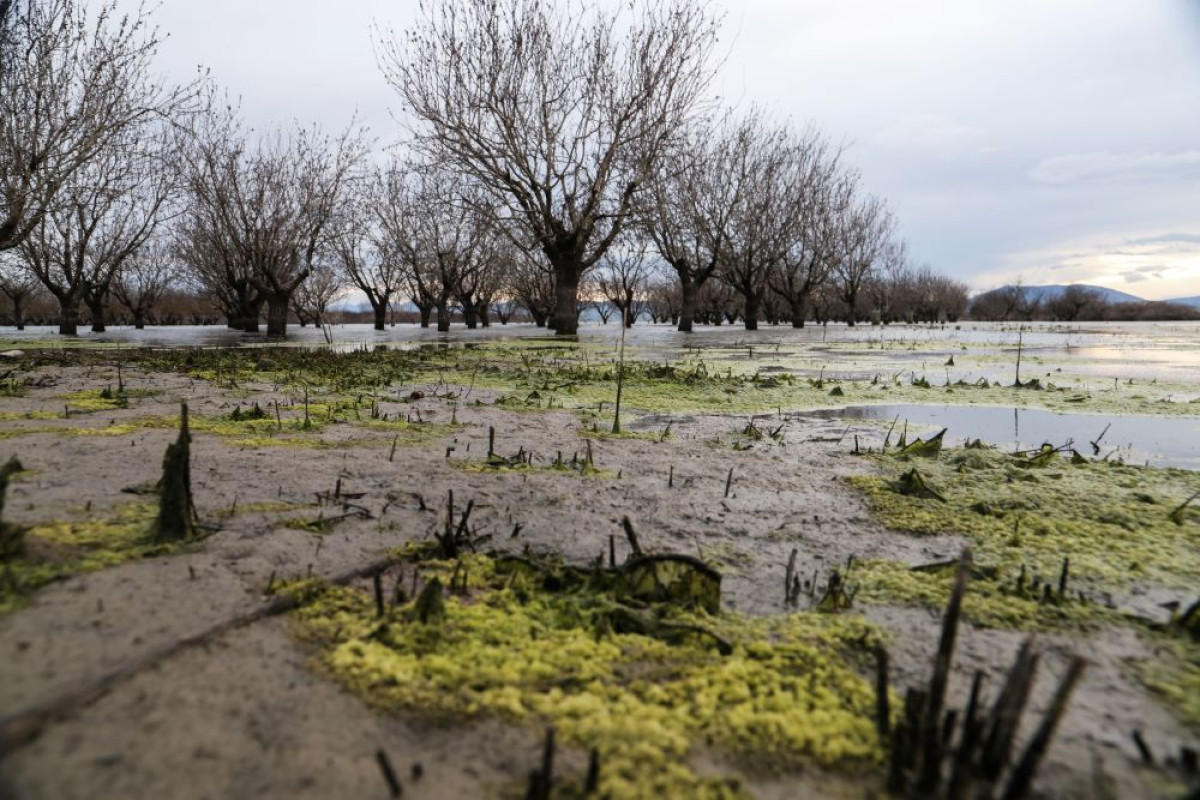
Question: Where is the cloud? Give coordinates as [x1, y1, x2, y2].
[1028, 151, 1200, 185]
[1121, 264, 1169, 283]
[873, 114, 990, 158]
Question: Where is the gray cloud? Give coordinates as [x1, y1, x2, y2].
[1028, 151, 1200, 185]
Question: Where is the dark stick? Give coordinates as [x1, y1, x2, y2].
[584, 747, 600, 794]
[1058, 557, 1070, 600]
[981, 640, 1040, 781]
[620, 517, 643, 559]
[874, 642, 890, 737]
[724, 467, 734, 498]
[609, 535, 616, 568]
[373, 573, 385, 618]
[1000, 656, 1086, 800]
[376, 748, 403, 797]
[488, 426, 495, 459]
[916, 549, 972, 793]
[785, 548, 798, 604]
[1131, 729, 1154, 766]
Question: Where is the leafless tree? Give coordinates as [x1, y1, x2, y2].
[767, 153, 852, 328]
[644, 271, 682, 325]
[1048, 284, 1104, 321]
[595, 247, 652, 327]
[0, 249, 42, 329]
[329, 167, 407, 331]
[1, 0, 198, 251]
[179, 114, 367, 337]
[507, 246, 557, 327]
[833, 193, 895, 326]
[715, 113, 800, 330]
[110, 235, 177, 328]
[379, 0, 721, 335]
[639, 113, 750, 332]
[405, 167, 491, 332]
[18, 123, 177, 333]
[290, 261, 342, 327]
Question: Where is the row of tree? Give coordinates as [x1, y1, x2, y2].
[2, 0, 971, 338]
[966, 283, 1199, 322]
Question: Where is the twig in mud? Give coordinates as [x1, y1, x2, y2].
[999, 657, 1086, 800]
[620, 517, 643, 559]
[376, 748, 403, 798]
[724, 467, 734, 499]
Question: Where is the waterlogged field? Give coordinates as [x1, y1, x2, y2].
[0, 320, 1196, 799]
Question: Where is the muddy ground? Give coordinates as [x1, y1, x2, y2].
[0, 350, 1194, 799]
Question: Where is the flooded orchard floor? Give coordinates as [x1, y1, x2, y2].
[800, 403, 1200, 470]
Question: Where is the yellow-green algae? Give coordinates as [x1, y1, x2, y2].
[0, 501, 174, 614]
[51, 338, 1197, 418]
[1131, 634, 1200, 731]
[848, 446, 1199, 626]
[289, 553, 889, 798]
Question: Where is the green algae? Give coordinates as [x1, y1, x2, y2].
[848, 447, 1200, 628]
[1130, 634, 1200, 732]
[288, 552, 889, 798]
[58, 387, 159, 412]
[0, 502, 171, 614]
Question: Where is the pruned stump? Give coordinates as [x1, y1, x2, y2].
[153, 403, 197, 542]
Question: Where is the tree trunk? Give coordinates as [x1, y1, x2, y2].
[743, 293, 760, 331]
[845, 291, 858, 327]
[87, 299, 107, 333]
[532, 311, 547, 328]
[476, 302, 490, 327]
[372, 303, 386, 331]
[677, 275, 696, 333]
[265, 293, 290, 337]
[790, 296, 806, 329]
[12, 297, 25, 331]
[462, 302, 478, 329]
[134, 313, 146, 330]
[58, 297, 81, 335]
[436, 303, 450, 332]
[553, 264, 581, 335]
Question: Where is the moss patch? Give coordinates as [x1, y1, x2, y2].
[289, 553, 888, 798]
[1, 502, 172, 614]
[848, 447, 1200, 628]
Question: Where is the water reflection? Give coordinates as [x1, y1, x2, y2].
[802, 404, 1200, 470]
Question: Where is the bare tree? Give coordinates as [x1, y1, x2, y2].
[18, 123, 177, 333]
[833, 194, 894, 326]
[180, 116, 367, 337]
[379, 0, 720, 335]
[767, 152, 852, 328]
[329, 167, 407, 331]
[639, 113, 750, 332]
[596, 247, 652, 327]
[644, 271, 682, 325]
[0, 250, 42, 329]
[1, 0, 197, 251]
[716, 114, 801, 331]
[290, 262, 342, 328]
[110, 235, 177, 328]
[406, 167, 491, 332]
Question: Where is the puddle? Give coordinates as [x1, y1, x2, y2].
[800, 403, 1200, 470]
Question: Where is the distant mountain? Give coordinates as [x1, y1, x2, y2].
[1011, 284, 1146, 304]
[1167, 295, 1200, 310]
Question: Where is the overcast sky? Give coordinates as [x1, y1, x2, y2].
[135, 0, 1200, 300]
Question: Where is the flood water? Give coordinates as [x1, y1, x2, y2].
[799, 403, 1200, 470]
[4, 319, 1198, 467]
